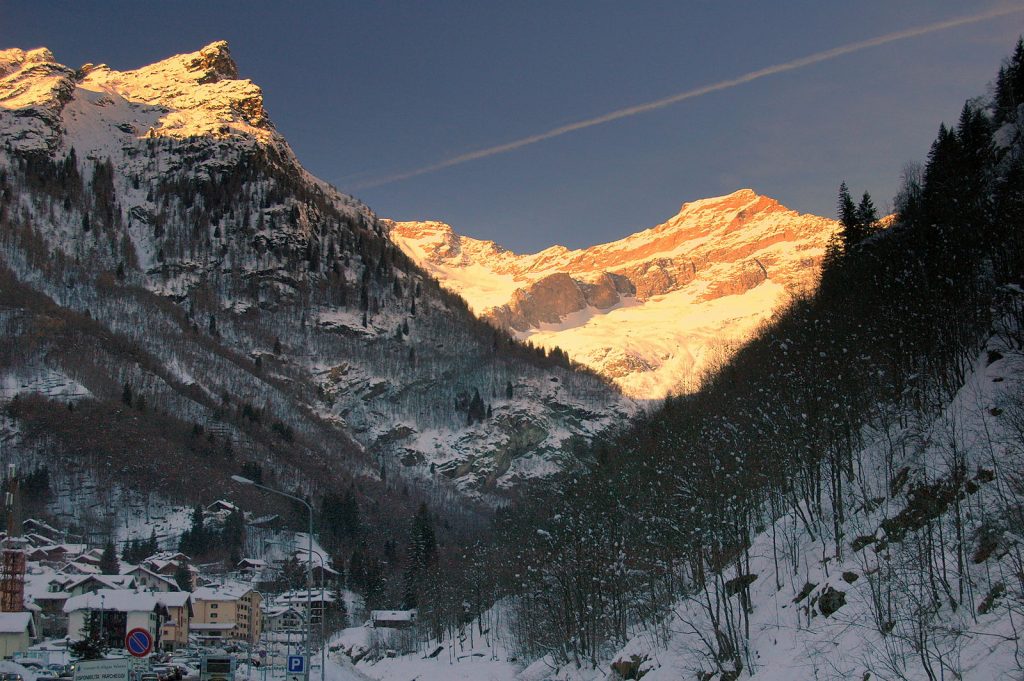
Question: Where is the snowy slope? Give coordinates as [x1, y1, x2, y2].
[388, 190, 838, 398]
[0, 41, 631, 504]
[334, 337, 1024, 680]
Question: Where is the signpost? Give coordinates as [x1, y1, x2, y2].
[125, 628, 154, 658]
[74, 659, 130, 681]
[286, 656, 305, 681]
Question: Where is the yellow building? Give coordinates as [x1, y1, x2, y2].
[158, 592, 192, 651]
[191, 584, 262, 645]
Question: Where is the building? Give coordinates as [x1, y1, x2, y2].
[122, 565, 179, 593]
[0, 613, 35, 657]
[191, 584, 262, 645]
[205, 501, 242, 522]
[236, 559, 270, 579]
[259, 604, 304, 639]
[66, 575, 136, 597]
[142, 552, 190, 577]
[22, 568, 70, 638]
[370, 610, 417, 629]
[26, 545, 87, 566]
[274, 589, 335, 626]
[77, 548, 104, 565]
[58, 561, 100, 577]
[63, 589, 185, 649]
[156, 592, 192, 651]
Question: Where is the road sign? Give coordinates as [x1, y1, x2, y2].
[75, 659, 130, 681]
[125, 627, 154, 657]
[286, 657, 305, 674]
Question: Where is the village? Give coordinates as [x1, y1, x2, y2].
[0, 502, 418, 681]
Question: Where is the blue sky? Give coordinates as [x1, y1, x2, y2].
[3, 1, 1022, 251]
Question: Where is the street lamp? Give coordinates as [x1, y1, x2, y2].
[266, 541, 328, 681]
[231, 475, 313, 681]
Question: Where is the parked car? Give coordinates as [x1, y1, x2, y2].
[139, 673, 159, 681]
[152, 666, 179, 681]
[1, 673, 24, 681]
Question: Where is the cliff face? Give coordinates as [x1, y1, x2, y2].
[389, 189, 838, 397]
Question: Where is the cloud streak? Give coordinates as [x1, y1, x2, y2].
[352, 5, 1024, 190]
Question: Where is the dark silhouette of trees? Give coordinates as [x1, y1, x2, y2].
[99, 540, 119, 574]
[402, 503, 437, 608]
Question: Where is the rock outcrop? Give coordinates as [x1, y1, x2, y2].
[1, 40, 276, 155]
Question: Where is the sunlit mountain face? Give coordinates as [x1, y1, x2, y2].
[389, 188, 838, 399]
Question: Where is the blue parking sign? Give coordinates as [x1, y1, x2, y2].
[287, 656, 305, 673]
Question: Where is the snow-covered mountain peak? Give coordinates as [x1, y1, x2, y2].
[0, 47, 73, 107]
[0, 46, 57, 70]
[676, 186, 763, 212]
[390, 192, 838, 398]
[182, 40, 239, 81]
[0, 41, 276, 154]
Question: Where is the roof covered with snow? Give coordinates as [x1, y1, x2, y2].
[63, 588, 189, 613]
[67, 574, 135, 590]
[370, 609, 416, 621]
[191, 582, 254, 602]
[0, 612, 33, 633]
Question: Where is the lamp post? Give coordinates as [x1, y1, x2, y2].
[99, 592, 105, 650]
[232, 475, 312, 681]
[266, 542, 328, 681]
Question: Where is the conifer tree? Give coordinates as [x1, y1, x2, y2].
[70, 616, 107, 660]
[837, 182, 858, 250]
[174, 560, 193, 591]
[855, 192, 878, 238]
[99, 540, 119, 574]
[401, 503, 437, 608]
[995, 37, 1024, 124]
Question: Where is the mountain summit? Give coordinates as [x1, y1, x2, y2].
[389, 189, 838, 398]
[0, 41, 275, 154]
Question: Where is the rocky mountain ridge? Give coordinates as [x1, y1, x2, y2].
[0, 42, 631, 515]
[1, 41, 275, 152]
[389, 189, 838, 397]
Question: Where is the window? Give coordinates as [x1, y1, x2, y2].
[210, 603, 219, 609]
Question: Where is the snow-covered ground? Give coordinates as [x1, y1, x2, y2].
[333, 618, 522, 681]
[518, 280, 788, 398]
[321, 339, 1024, 680]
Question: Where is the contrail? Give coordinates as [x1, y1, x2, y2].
[352, 5, 1024, 190]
